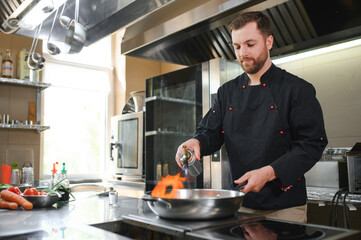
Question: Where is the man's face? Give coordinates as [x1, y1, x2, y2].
[231, 22, 273, 74]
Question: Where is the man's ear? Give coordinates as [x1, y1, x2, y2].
[266, 35, 273, 50]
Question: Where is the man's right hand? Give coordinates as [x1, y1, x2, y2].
[175, 138, 201, 168]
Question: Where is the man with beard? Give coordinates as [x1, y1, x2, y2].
[175, 11, 327, 223]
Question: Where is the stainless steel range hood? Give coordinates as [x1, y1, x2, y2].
[2, 0, 175, 47]
[4, 0, 361, 62]
[121, 0, 361, 66]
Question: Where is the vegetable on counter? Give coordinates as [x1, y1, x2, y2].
[23, 188, 39, 196]
[1, 190, 33, 210]
[0, 197, 18, 210]
[7, 187, 21, 195]
[0, 184, 12, 188]
[39, 190, 47, 196]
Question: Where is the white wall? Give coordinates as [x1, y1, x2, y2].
[275, 45, 361, 148]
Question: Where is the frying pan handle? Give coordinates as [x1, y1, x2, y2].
[142, 195, 173, 209]
[232, 180, 248, 191]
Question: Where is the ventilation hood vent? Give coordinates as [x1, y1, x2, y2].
[121, 0, 361, 66]
[0, 0, 66, 34]
[4, 0, 175, 48]
[4, 0, 361, 62]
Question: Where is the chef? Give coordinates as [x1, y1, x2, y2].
[175, 11, 328, 223]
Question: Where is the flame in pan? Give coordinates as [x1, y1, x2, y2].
[151, 173, 186, 198]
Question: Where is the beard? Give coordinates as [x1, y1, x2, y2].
[238, 46, 268, 74]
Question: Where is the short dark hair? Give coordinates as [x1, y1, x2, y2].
[229, 11, 271, 37]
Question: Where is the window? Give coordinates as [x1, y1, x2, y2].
[41, 37, 113, 179]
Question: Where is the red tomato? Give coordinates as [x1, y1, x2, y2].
[23, 188, 39, 196]
[7, 187, 21, 195]
[39, 190, 47, 196]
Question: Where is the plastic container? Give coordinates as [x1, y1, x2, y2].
[58, 163, 70, 202]
[48, 162, 58, 188]
[109, 191, 118, 205]
[17, 49, 30, 80]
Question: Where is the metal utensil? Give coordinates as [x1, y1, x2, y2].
[27, 23, 44, 70]
[59, 15, 71, 29]
[31, 52, 45, 64]
[47, 7, 61, 55]
[42, 0, 54, 13]
[59, 1, 71, 29]
[142, 189, 244, 220]
[21, 161, 34, 186]
[64, 0, 86, 54]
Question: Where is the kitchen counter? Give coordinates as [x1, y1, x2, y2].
[0, 190, 360, 239]
[0, 191, 139, 239]
[307, 187, 361, 204]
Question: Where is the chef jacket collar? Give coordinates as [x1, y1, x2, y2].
[260, 63, 275, 84]
[243, 63, 276, 86]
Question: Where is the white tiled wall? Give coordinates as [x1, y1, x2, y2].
[276, 45, 361, 148]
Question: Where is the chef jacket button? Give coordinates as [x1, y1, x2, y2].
[242, 85, 246, 89]
[263, 83, 267, 87]
[212, 110, 216, 113]
[280, 130, 284, 134]
[222, 131, 224, 134]
[229, 107, 232, 111]
[270, 105, 274, 109]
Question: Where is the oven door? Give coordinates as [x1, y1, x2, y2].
[110, 112, 144, 177]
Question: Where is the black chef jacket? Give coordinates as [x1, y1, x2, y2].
[194, 64, 328, 210]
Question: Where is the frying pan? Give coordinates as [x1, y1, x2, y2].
[142, 188, 245, 220]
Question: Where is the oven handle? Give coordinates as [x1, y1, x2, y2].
[110, 142, 122, 161]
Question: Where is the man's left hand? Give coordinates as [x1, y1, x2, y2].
[234, 166, 277, 193]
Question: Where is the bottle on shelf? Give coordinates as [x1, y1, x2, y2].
[1, 49, 13, 78]
[58, 163, 70, 202]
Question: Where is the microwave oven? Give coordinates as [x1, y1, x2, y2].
[110, 111, 144, 180]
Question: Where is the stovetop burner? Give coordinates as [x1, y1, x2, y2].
[187, 219, 356, 240]
[229, 220, 325, 240]
[122, 207, 360, 240]
[122, 211, 264, 234]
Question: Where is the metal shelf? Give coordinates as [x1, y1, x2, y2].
[145, 96, 196, 105]
[0, 77, 51, 132]
[0, 123, 50, 133]
[0, 77, 51, 90]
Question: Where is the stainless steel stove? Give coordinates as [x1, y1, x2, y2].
[122, 211, 361, 240]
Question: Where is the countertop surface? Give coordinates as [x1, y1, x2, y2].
[0, 191, 143, 239]
[0, 188, 360, 239]
[307, 187, 361, 204]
